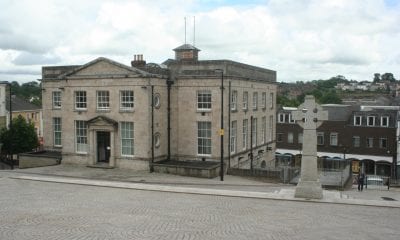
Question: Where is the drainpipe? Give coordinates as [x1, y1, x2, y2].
[150, 85, 154, 172]
[228, 81, 231, 169]
[250, 116, 253, 171]
[167, 78, 173, 161]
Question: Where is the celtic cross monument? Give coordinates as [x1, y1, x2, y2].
[292, 95, 328, 199]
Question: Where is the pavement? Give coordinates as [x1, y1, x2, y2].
[1, 164, 400, 208]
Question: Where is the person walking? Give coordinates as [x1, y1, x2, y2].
[358, 172, 365, 191]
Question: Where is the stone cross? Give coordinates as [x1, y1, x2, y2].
[292, 95, 328, 199]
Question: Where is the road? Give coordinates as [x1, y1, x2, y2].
[0, 175, 399, 240]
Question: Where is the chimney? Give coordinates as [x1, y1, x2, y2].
[131, 54, 146, 68]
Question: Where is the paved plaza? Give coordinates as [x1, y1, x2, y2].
[0, 165, 400, 239]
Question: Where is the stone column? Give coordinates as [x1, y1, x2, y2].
[292, 95, 327, 199]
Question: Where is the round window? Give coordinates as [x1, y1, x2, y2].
[154, 133, 161, 148]
[154, 94, 161, 108]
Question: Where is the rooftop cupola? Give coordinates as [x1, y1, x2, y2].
[173, 44, 200, 62]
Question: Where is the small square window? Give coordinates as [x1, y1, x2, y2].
[367, 116, 375, 126]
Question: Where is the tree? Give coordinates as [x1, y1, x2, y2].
[373, 73, 381, 83]
[381, 73, 396, 82]
[10, 81, 42, 106]
[319, 90, 342, 104]
[0, 115, 38, 154]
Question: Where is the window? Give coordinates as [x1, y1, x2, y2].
[230, 121, 237, 153]
[52, 91, 61, 109]
[367, 116, 375, 126]
[354, 116, 362, 126]
[120, 90, 134, 110]
[288, 132, 294, 144]
[270, 93, 274, 109]
[97, 91, 110, 110]
[252, 117, 257, 146]
[278, 113, 286, 123]
[379, 138, 387, 148]
[261, 92, 266, 109]
[366, 137, 374, 148]
[298, 133, 303, 144]
[317, 132, 324, 145]
[154, 133, 161, 148]
[277, 133, 283, 142]
[289, 114, 295, 123]
[353, 136, 360, 147]
[330, 133, 338, 146]
[252, 92, 258, 110]
[75, 91, 87, 110]
[53, 117, 62, 146]
[231, 90, 237, 111]
[242, 91, 248, 110]
[242, 119, 248, 149]
[197, 90, 211, 110]
[198, 121, 211, 155]
[154, 94, 161, 108]
[381, 116, 389, 127]
[261, 116, 266, 144]
[75, 121, 87, 153]
[269, 115, 273, 142]
[121, 122, 134, 156]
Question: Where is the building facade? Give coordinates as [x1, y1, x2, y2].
[41, 45, 277, 171]
[276, 104, 399, 178]
[11, 96, 43, 139]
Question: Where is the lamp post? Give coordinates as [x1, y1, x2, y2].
[8, 82, 13, 170]
[215, 69, 224, 181]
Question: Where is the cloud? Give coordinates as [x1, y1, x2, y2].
[0, 0, 399, 83]
[12, 52, 61, 66]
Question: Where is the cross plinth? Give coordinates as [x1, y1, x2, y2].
[292, 95, 328, 199]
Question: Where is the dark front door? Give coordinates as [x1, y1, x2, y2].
[97, 131, 110, 163]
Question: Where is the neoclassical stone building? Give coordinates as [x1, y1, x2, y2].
[41, 45, 277, 171]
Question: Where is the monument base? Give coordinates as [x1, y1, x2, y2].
[294, 180, 323, 199]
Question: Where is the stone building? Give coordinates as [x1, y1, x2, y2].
[11, 96, 43, 139]
[276, 104, 399, 178]
[0, 82, 9, 129]
[41, 45, 277, 171]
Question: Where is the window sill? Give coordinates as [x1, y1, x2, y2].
[97, 109, 111, 113]
[74, 109, 87, 112]
[197, 109, 212, 113]
[75, 152, 87, 155]
[197, 154, 212, 157]
[119, 109, 135, 113]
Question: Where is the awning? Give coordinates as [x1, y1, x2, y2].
[277, 148, 392, 163]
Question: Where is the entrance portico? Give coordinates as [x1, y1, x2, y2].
[87, 116, 118, 168]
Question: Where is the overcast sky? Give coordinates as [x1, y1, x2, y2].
[1, 0, 399, 84]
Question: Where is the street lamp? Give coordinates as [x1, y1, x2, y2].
[7, 82, 13, 169]
[215, 69, 224, 181]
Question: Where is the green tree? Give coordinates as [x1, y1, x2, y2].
[319, 90, 342, 104]
[381, 73, 396, 82]
[10, 81, 42, 106]
[0, 115, 39, 154]
[373, 73, 381, 82]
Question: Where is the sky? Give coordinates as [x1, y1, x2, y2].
[0, 0, 399, 84]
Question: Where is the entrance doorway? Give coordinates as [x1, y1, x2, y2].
[97, 131, 110, 163]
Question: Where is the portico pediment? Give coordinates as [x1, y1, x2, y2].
[61, 57, 149, 79]
[88, 116, 118, 128]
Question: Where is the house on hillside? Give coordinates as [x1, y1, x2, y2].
[11, 96, 43, 139]
[40, 44, 277, 173]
